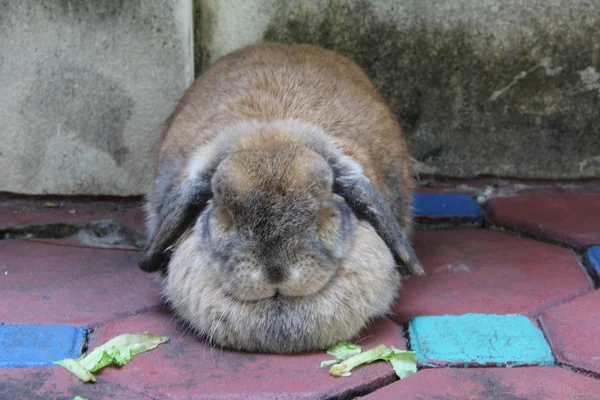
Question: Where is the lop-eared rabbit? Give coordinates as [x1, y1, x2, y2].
[139, 42, 423, 353]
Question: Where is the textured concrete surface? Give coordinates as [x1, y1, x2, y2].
[393, 229, 593, 322]
[408, 314, 554, 367]
[0, 198, 145, 233]
[540, 290, 600, 375]
[199, 0, 600, 179]
[487, 187, 600, 246]
[0, 197, 146, 249]
[363, 367, 600, 400]
[0, 1, 194, 195]
[0, 325, 85, 368]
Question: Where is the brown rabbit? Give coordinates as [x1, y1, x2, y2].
[138, 42, 423, 353]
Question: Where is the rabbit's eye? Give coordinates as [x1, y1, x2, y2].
[316, 205, 340, 242]
[211, 207, 235, 236]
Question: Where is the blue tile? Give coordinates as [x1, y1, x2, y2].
[0, 324, 86, 368]
[587, 246, 600, 273]
[412, 193, 480, 219]
[408, 314, 555, 367]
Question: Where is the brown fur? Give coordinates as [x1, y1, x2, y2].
[152, 42, 414, 230]
[163, 221, 401, 353]
[141, 42, 422, 353]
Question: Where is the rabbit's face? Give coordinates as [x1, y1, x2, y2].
[163, 219, 401, 353]
[139, 121, 423, 353]
[201, 143, 357, 301]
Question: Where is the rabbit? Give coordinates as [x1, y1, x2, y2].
[138, 42, 424, 354]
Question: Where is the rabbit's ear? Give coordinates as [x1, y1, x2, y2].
[139, 135, 233, 273]
[138, 176, 212, 272]
[316, 146, 424, 277]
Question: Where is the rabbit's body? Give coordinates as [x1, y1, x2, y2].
[140, 42, 423, 353]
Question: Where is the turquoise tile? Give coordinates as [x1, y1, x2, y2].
[408, 314, 555, 367]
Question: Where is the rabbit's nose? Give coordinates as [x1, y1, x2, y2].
[264, 263, 287, 284]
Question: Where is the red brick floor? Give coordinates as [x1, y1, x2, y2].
[0, 239, 163, 326]
[86, 312, 404, 400]
[393, 229, 592, 322]
[540, 290, 600, 375]
[1, 180, 599, 399]
[362, 367, 600, 399]
[0, 196, 145, 235]
[486, 186, 600, 246]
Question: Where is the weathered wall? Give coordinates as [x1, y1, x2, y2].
[2, 0, 598, 197]
[199, 0, 600, 179]
[0, 1, 193, 195]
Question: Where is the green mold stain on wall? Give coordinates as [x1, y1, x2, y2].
[193, 0, 206, 77]
[264, 0, 600, 179]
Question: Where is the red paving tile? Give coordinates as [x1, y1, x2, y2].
[0, 367, 153, 400]
[393, 229, 593, 322]
[362, 367, 600, 400]
[0, 198, 146, 235]
[2, 186, 600, 398]
[87, 310, 405, 400]
[0, 239, 162, 325]
[540, 290, 600, 375]
[486, 187, 600, 246]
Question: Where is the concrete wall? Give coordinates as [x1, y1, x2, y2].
[199, 0, 600, 179]
[1, 0, 598, 196]
[0, 1, 193, 195]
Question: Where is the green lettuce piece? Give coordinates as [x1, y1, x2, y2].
[319, 359, 339, 368]
[56, 333, 170, 383]
[329, 344, 390, 377]
[79, 333, 169, 372]
[325, 343, 418, 379]
[54, 359, 96, 383]
[73, 396, 88, 400]
[319, 341, 362, 368]
[383, 348, 418, 379]
[327, 341, 362, 359]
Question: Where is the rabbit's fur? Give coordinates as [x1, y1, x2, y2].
[139, 42, 423, 353]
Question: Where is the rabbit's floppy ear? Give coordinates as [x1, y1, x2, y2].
[138, 143, 227, 273]
[138, 175, 212, 272]
[312, 141, 424, 277]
